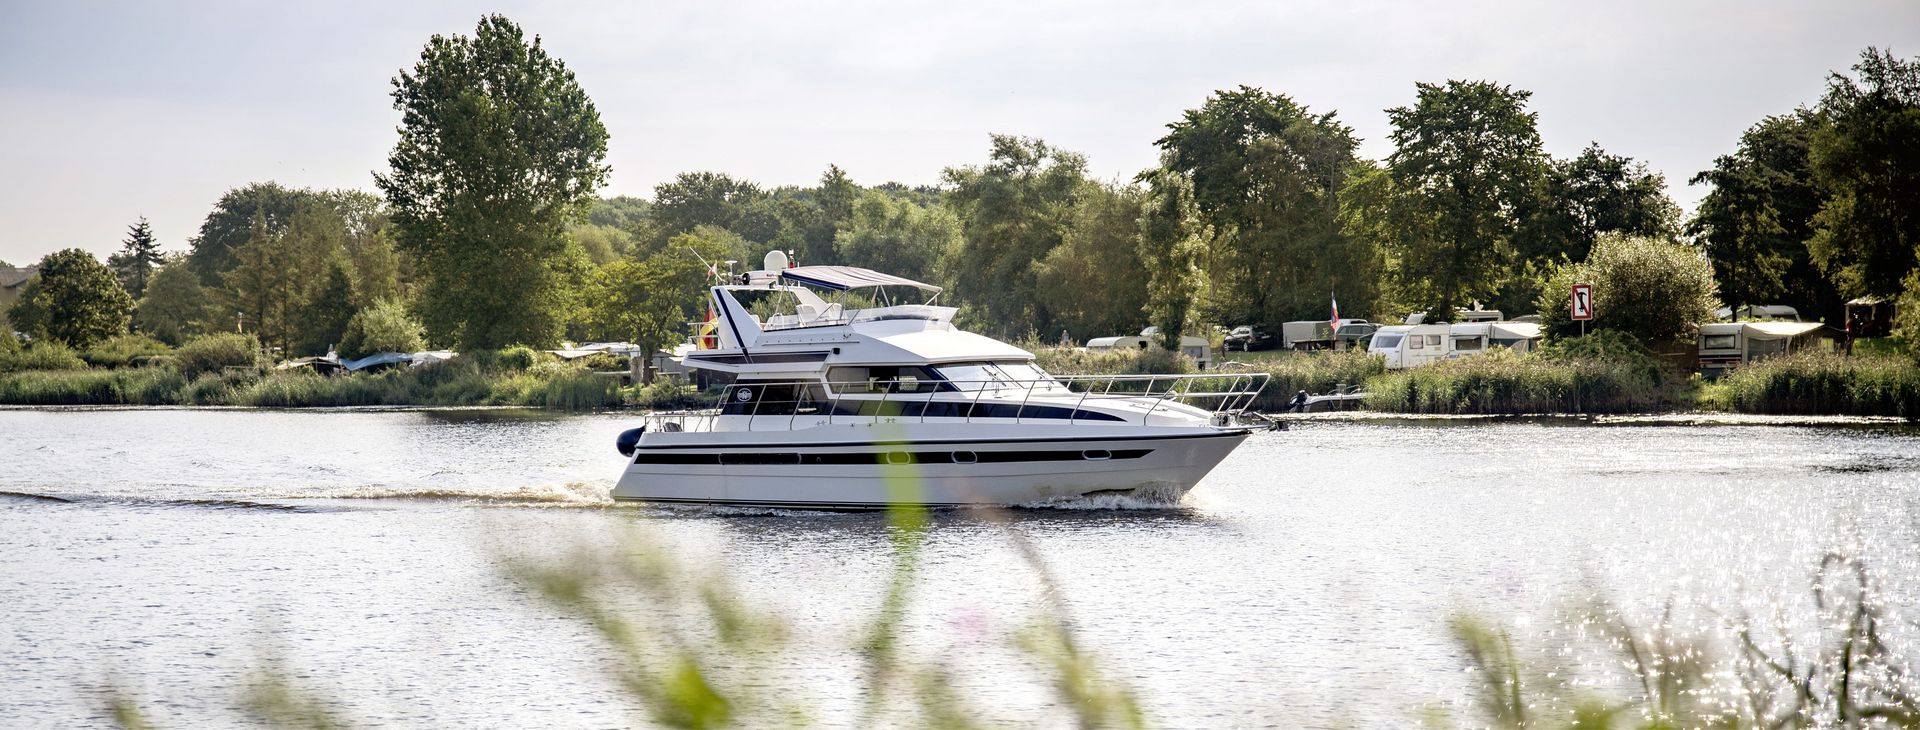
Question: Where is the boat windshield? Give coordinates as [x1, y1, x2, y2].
[936, 361, 1062, 392]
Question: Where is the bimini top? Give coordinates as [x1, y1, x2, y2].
[777, 265, 942, 293]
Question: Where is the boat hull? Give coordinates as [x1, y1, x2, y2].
[611, 426, 1251, 509]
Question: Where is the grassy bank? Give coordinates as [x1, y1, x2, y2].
[1361, 348, 1667, 415]
[1719, 350, 1920, 420]
[0, 360, 704, 410]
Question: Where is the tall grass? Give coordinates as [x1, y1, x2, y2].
[1364, 349, 1664, 414]
[1722, 351, 1920, 420]
[1030, 344, 1192, 376]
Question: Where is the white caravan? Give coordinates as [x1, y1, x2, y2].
[1368, 322, 1543, 369]
[1697, 321, 1825, 377]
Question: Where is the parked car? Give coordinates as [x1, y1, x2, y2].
[1334, 322, 1378, 350]
[1224, 325, 1276, 351]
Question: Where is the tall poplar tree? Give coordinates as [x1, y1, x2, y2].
[376, 15, 610, 349]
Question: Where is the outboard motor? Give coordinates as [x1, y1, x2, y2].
[616, 426, 646, 457]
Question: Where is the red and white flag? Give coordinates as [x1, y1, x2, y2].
[1330, 292, 1339, 325]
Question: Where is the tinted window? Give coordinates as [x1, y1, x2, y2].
[1702, 334, 1738, 350]
[826, 366, 946, 393]
[1454, 337, 1483, 351]
[721, 382, 827, 416]
[1372, 334, 1403, 349]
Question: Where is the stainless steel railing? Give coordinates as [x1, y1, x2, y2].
[640, 372, 1270, 434]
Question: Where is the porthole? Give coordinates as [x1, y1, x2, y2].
[1082, 449, 1112, 461]
[951, 451, 978, 464]
[885, 451, 912, 465]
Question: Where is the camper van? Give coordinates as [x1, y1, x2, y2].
[1086, 333, 1214, 369]
[1369, 322, 1543, 369]
[1697, 321, 1824, 377]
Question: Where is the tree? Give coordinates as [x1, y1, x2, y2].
[1806, 47, 1920, 300]
[1687, 111, 1832, 321]
[219, 211, 299, 353]
[1533, 144, 1680, 263]
[292, 261, 358, 355]
[6, 248, 135, 348]
[107, 217, 164, 298]
[1136, 168, 1209, 349]
[136, 259, 214, 346]
[580, 234, 725, 354]
[1156, 86, 1371, 326]
[339, 299, 426, 358]
[942, 135, 1088, 336]
[833, 190, 961, 286]
[186, 182, 320, 285]
[649, 172, 780, 250]
[1033, 181, 1152, 341]
[376, 14, 610, 350]
[1384, 80, 1547, 320]
[1536, 234, 1720, 344]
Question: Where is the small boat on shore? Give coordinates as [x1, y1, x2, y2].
[611, 259, 1271, 508]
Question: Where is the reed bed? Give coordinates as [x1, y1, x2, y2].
[1721, 350, 1920, 420]
[0, 361, 630, 410]
[1363, 349, 1664, 415]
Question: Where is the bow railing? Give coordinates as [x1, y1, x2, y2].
[641, 372, 1270, 434]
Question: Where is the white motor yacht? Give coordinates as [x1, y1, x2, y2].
[611, 257, 1271, 508]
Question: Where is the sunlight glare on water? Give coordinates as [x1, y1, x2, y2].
[2, 409, 1917, 728]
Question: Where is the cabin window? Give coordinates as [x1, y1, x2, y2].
[1426, 335, 1442, 347]
[1453, 337, 1483, 351]
[721, 381, 827, 416]
[937, 362, 1061, 391]
[1702, 334, 1738, 350]
[826, 366, 945, 394]
[1372, 334, 1403, 349]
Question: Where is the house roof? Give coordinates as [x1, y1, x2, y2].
[0, 266, 37, 289]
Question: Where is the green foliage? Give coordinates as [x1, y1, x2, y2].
[291, 260, 358, 356]
[0, 340, 87, 373]
[81, 333, 172, 369]
[1536, 329, 1664, 386]
[832, 189, 960, 286]
[1231, 349, 1386, 410]
[1364, 348, 1662, 414]
[7, 248, 135, 348]
[1721, 350, 1920, 419]
[186, 182, 322, 284]
[1533, 143, 1680, 263]
[648, 171, 783, 252]
[629, 379, 700, 410]
[1157, 86, 1374, 326]
[339, 299, 426, 358]
[1136, 168, 1207, 349]
[1029, 345, 1193, 376]
[540, 370, 621, 410]
[1536, 234, 1721, 345]
[0, 366, 186, 405]
[107, 217, 163, 299]
[176, 332, 262, 379]
[1687, 112, 1827, 317]
[580, 234, 722, 354]
[137, 259, 214, 346]
[1807, 48, 1920, 300]
[377, 14, 610, 350]
[1384, 80, 1547, 320]
[943, 135, 1089, 337]
[497, 345, 540, 371]
[1033, 181, 1151, 342]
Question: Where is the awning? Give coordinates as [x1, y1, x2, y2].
[777, 266, 941, 293]
[1744, 322, 1824, 338]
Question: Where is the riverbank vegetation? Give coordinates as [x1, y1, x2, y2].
[1719, 350, 1920, 419]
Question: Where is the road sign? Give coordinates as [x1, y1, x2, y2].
[1571, 283, 1593, 321]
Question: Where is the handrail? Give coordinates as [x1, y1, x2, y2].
[639, 372, 1270, 435]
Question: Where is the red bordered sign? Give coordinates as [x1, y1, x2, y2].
[1571, 283, 1594, 321]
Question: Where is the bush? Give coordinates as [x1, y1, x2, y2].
[1722, 351, 1920, 419]
[176, 333, 262, 379]
[630, 379, 702, 410]
[81, 333, 173, 369]
[1031, 345, 1194, 376]
[0, 367, 184, 405]
[576, 352, 628, 371]
[1536, 329, 1665, 386]
[1535, 234, 1720, 345]
[1364, 349, 1663, 414]
[542, 371, 622, 410]
[498, 345, 540, 371]
[339, 299, 425, 359]
[0, 341, 87, 373]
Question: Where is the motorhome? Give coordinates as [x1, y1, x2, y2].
[1404, 309, 1503, 325]
[1368, 322, 1542, 369]
[1697, 321, 1825, 377]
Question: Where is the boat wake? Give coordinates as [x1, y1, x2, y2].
[1018, 483, 1190, 511]
[298, 481, 616, 507]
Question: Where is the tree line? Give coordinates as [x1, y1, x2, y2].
[6, 16, 1916, 360]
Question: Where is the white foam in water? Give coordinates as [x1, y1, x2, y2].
[306, 481, 616, 506]
[1019, 482, 1191, 510]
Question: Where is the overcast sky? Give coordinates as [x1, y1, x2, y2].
[2, 0, 1915, 265]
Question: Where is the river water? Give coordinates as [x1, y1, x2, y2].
[3, 408, 1918, 728]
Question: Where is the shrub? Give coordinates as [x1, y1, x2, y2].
[630, 379, 701, 410]
[81, 333, 173, 369]
[1535, 233, 1720, 345]
[0, 341, 87, 373]
[542, 370, 621, 410]
[1031, 345, 1194, 376]
[176, 333, 262, 379]
[339, 299, 424, 359]
[1536, 329, 1665, 386]
[576, 352, 628, 371]
[498, 345, 540, 371]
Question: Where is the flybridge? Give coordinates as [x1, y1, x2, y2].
[776, 266, 942, 294]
